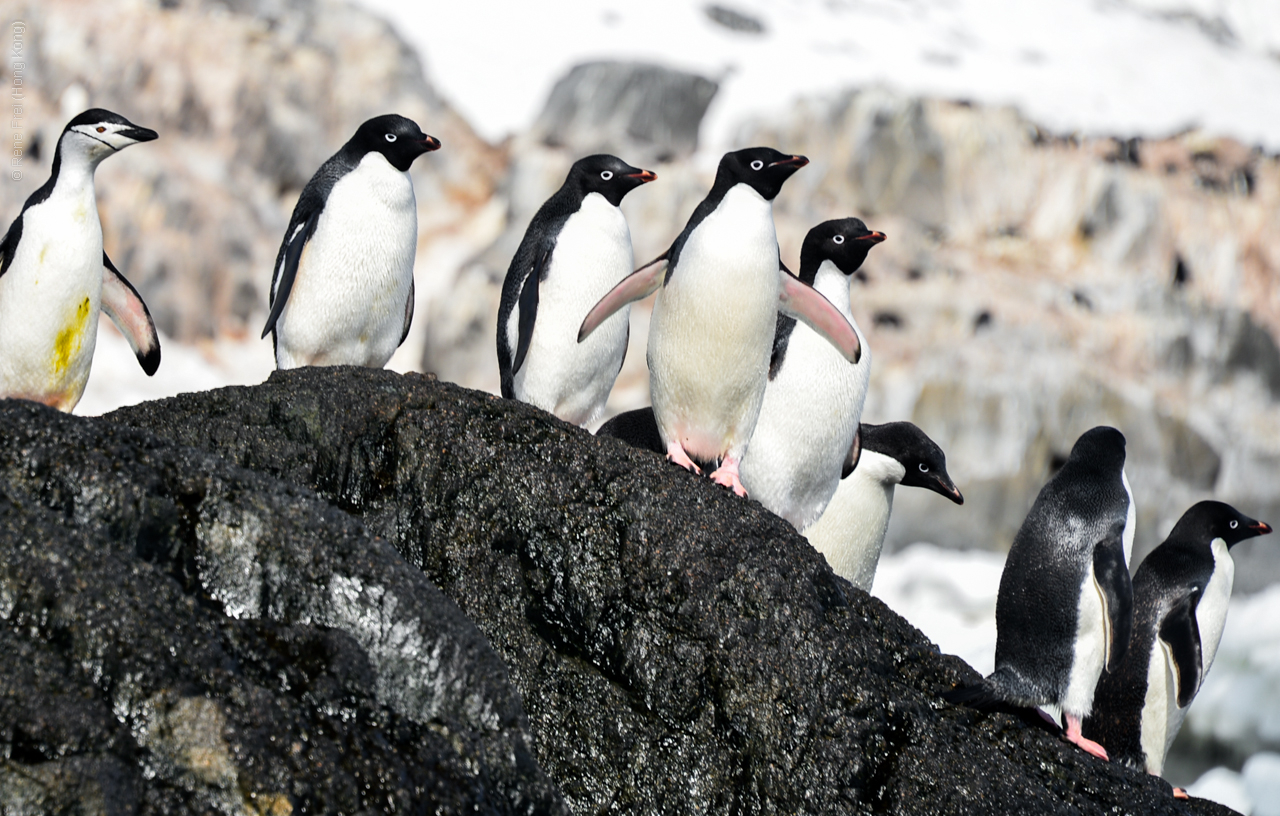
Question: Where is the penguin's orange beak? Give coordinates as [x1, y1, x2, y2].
[1251, 521, 1273, 534]
[627, 170, 657, 183]
[769, 154, 809, 169]
[860, 231, 887, 244]
[420, 135, 442, 152]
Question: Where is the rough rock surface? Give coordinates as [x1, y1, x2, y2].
[111, 367, 1237, 815]
[0, 399, 565, 814]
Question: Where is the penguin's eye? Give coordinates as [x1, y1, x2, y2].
[600, 170, 613, 181]
[385, 133, 397, 143]
[918, 463, 929, 473]
[750, 160, 764, 171]
[1230, 520, 1239, 529]
[833, 235, 845, 245]
[96, 126, 106, 133]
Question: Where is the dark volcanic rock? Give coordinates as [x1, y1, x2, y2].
[108, 367, 1237, 815]
[0, 400, 565, 815]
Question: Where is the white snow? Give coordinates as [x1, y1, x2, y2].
[357, 0, 1280, 152]
[1188, 766, 1254, 813]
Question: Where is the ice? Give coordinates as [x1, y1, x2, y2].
[356, 0, 1280, 152]
[1188, 766, 1253, 814]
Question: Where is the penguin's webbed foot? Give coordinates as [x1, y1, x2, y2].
[1062, 713, 1109, 761]
[709, 456, 748, 498]
[665, 441, 702, 475]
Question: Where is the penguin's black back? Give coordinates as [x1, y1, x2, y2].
[991, 427, 1130, 705]
[496, 182, 582, 398]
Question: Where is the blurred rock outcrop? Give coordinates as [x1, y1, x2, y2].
[0, 0, 503, 345]
[108, 366, 1235, 815]
[0, 397, 565, 814]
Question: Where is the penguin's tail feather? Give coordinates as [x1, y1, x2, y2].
[941, 672, 1062, 735]
[940, 681, 1005, 711]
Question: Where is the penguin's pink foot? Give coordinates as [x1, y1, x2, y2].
[709, 457, 748, 498]
[1172, 788, 1188, 800]
[665, 441, 701, 474]
[1063, 714, 1108, 760]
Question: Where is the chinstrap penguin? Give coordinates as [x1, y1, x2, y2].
[0, 108, 161, 412]
[578, 147, 860, 496]
[497, 154, 655, 425]
[1083, 501, 1271, 792]
[262, 114, 441, 370]
[805, 421, 962, 591]
[945, 426, 1135, 760]
[739, 218, 885, 529]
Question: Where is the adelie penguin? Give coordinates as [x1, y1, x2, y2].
[262, 115, 440, 369]
[578, 147, 860, 496]
[1084, 501, 1271, 795]
[0, 109, 161, 412]
[945, 426, 1135, 760]
[805, 421, 963, 591]
[497, 154, 656, 425]
[739, 218, 885, 528]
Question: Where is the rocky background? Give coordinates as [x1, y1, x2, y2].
[1, 0, 1278, 808]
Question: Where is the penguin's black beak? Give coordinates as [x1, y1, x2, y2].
[769, 154, 809, 169]
[419, 135, 442, 152]
[626, 169, 657, 184]
[859, 231, 887, 244]
[122, 126, 159, 143]
[931, 475, 964, 505]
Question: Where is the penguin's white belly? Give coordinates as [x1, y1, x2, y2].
[0, 190, 104, 410]
[511, 194, 632, 426]
[741, 272, 867, 528]
[648, 185, 779, 462]
[276, 157, 417, 369]
[1062, 563, 1110, 718]
[1140, 636, 1182, 776]
[1198, 538, 1234, 674]
[803, 451, 902, 590]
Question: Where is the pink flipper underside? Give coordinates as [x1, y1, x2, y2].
[1062, 714, 1109, 760]
[709, 455, 747, 498]
[666, 440, 702, 475]
[578, 255, 667, 342]
[777, 268, 861, 363]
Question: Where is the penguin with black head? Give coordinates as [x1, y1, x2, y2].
[1084, 500, 1271, 794]
[262, 114, 440, 370]
[579, 147, 860, 496]
[497, 154, 655, 425]
[945, 426, 1135, 760]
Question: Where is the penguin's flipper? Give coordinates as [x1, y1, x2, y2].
[1093, 531, 1135, 671]
[1158, 590, 1204, 708]
[261, 210, 320, 339]
[841, 426, 862, 479]
[577, 251, 668, 343]
[0, 213, 22, 277]
[777, 268, 861, 364]
[101, 253, 161, 376]
[513, 245, 551, 374]
[398, 278, 414, 348]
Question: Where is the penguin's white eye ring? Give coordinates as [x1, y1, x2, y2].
[833, 235, 845, 245]
[918, 463, 929, 473]
[600, 170, 613, 181]
[750, 160, 764, 171]
[385, 133, 397, 142]
[1230, 520, 1239, 529]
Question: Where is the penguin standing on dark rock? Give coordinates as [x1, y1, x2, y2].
[0, 109, 161, 412]
[739, 218, 885, 528]
[945, 426, 1135, 760]
[578, 147, 860, 496]
[262, 114, 440, 370]
[805, 421, 962, 590]
[1084, 501, 1271, 789]
[497, 154, 656, 425]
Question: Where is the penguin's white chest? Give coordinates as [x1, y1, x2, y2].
[1061, 559, 1111, 718]
[648, 184, 780, 461]
[0, 182, 104, 410]
[804, 451, 903, 590]
[276, 153, 417, 369]
[741, 262, 869, 528]
[510, 193, 633, 426]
